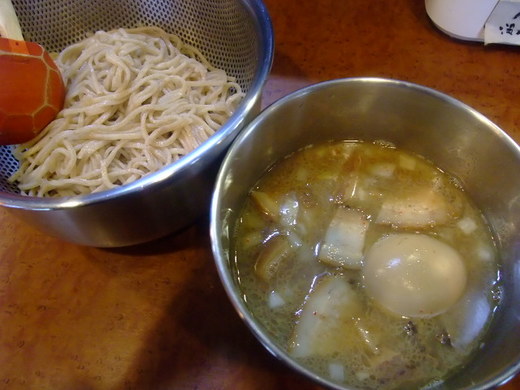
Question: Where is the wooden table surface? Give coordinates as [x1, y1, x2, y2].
[1, 1, 519, 389]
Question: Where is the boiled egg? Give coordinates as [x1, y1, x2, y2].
[362, 233, 467, 318]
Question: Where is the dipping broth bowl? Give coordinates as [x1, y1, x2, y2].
[210, 78, 520, 389]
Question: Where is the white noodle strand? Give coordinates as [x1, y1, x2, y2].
[10, 26, 244, 197]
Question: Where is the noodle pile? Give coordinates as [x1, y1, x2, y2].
[9, 27, 244, 197]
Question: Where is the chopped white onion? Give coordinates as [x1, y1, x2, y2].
[268, 291, 285, 309]
[399, 154, 416, 170]
[355, 371, 370, 381]
[370, 163, 395, 178]
[457, 217, 478, 234]
[329, 362, 345, 382]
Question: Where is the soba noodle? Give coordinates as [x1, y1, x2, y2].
[9, 26, 244, 197]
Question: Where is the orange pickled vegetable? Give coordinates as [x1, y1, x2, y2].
[0, 38, 65, 144]
[0, 0, 65, 145]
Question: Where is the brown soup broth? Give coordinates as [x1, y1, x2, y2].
[232, 140, 499, 389]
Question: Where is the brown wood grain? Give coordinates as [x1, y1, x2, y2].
[1, 0, 519, 389]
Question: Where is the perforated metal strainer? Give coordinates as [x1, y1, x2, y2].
[0, 0, 273, 246]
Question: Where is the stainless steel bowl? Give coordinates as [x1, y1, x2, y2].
[211, 78, 520, 389]
[0, 0, 273, 247]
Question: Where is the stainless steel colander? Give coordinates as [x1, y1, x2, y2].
[0, 0, 273, 246]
